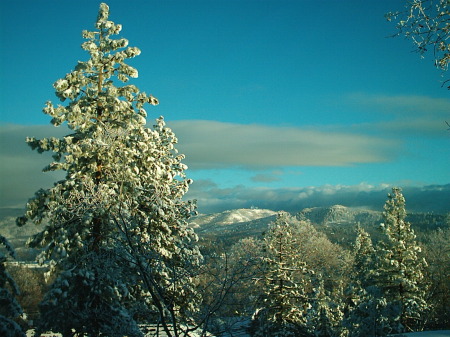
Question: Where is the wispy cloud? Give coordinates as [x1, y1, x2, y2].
[169, 120, 399, 169]
[346, 93, 450, 136]
[347, 93, 450, 115]
[251, 170, 284, 183]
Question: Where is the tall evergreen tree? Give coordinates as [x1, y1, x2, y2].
[16, 3, 201, 336]
[252, 212, 313, 337]
[374, 187, 429, 333]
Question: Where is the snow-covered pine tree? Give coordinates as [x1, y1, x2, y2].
[374, 187, 429, 333]
[343, 225, 393, 337]
[252, 212, 313, 337]
[421, 227, 450, 328]
[307, 275, 343, 337]
[353, 224, 376, 290]
[343, 285, 399, 337]
[343, 224, 375, 313]
[16, 3, 201, 336]
[0, 235, 25, 337]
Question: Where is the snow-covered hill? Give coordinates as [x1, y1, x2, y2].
[190, 208, 277, 238]
[298, 204, 382, 225]
[190, 208, 276, 227]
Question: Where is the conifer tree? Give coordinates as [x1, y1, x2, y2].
[0, 235, 25, 337]
[307, 275, 343, 337]
[353, 224, 376, 289]
[422, 227, 450, 328]
[252, 212, 313, 337]
[344, 224, 375, 316]
[16, 3, 201, 336]
[343, 285, 399, 337]
[374, 187, 429, 333]
[343, 225, 393, 337]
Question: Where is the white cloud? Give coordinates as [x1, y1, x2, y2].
[169, 120, 399, 169]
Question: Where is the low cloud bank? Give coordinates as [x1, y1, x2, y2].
[187, 181, 450, 214]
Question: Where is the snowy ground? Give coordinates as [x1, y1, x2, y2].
[26, 331, 60, 337]
[392, 331, 450, 337]
[26, 326, 212, 337]
[26, 329, 450, 337]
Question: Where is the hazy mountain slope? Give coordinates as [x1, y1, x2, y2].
[0, 212, 45, 260]
[0, 215, 44, 241]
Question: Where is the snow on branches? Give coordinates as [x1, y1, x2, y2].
[16, 3, 201, 336]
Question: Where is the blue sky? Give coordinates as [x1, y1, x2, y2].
[1, 0, 449, 213]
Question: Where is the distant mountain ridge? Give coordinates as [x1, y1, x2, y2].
[191, 205, 382, 233]
[189, 206, 384, 241]
[1, 206, 448, 259]
[191, 206, 448, 243]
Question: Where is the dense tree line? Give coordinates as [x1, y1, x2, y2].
[202, 189, 446, 336]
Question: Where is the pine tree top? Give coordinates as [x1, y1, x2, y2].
[43, 2, 158, 131]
